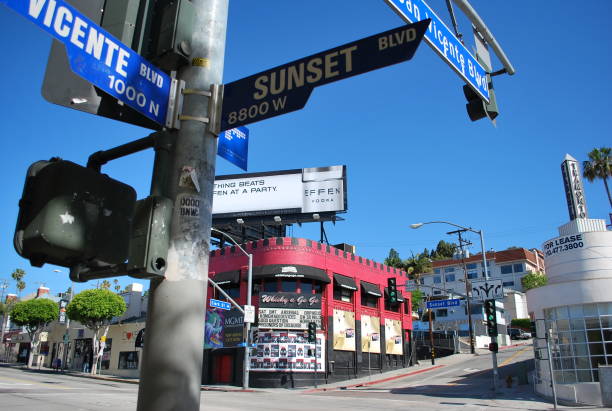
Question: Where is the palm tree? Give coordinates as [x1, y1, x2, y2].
[583, 147, 612, 209]
[404, 252, 432, 283]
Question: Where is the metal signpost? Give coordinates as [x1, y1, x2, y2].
[220, 20, 429, 131]
[1, 0, 173, 126]
[383, 0, 489, 101]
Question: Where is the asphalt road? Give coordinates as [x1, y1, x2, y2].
[0, 345, 607, 410]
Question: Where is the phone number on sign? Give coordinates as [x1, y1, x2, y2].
[543, 234, 584, 257]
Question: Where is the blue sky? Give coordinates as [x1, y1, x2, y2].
[0, 1, 610, 297]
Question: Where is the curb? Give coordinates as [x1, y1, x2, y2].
[301, 364, 446, 394]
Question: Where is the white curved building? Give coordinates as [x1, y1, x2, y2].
[527, 218, 612, 405]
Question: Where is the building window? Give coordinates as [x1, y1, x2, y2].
[437, 309, 448, 317]
[467, 272, 478, 279]
[334, 286, 353, 303]
[444, 267, 455, 273]
[101, 338, 112, 370]
[263, 279, 277, 292]
[543, 303, 612, 383]
[300, 280, 313, 295]
[361, 293, 378, 308]
[384, 299, 401, 312]
[312, 282, 323, 294]
[433, 276, 442, 284]
[281, 279, 297, 292]
[502, 281, 514, 287]
[466, 263, 477, 270]
[433, 290, 442, 295]
[434, 268, 441, 274]
[513, 263, 524, 273]
[220, 284, 240, 299]
[118, 351, 139, 369]
[500, 265, 513, 274]
[445, 274, 456, 282]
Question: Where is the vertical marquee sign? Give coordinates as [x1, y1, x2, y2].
[561, 154, 588, 220]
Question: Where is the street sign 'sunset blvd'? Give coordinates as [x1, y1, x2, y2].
[220, 20, 429, 131]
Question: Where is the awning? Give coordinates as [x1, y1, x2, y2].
[211, 270, 240, 285]
[361, 281, 382, 297]
[334, 274, 358, 291]
[253, 264, 331, 283]
[385, 287, 405, 302]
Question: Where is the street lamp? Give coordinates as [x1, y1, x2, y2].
[210, 227, 253, 390]
[411, 220, 499, 391]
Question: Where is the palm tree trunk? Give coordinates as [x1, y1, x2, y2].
[604, 177, 612, 209]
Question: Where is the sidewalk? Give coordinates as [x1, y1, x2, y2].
[1, 342, 531, 394]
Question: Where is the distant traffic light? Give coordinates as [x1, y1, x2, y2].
[488, 342, 499, 352]
[484, 299, 498, 337]
[14, 159, 136, 268]
[463, 77, 499, 122]
[307, 322, 317, 343]
[387, 277, 398, 304]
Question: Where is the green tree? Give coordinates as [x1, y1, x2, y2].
[384, 248, 403, 268]
[521, 271, 548, 291]
[431, 240, 457, 260]
[66, 289, 126, 374]
[11, 298, 59, 368]
[404, 252, 432, 282]
[410, 288, 424, 312]
[583, 147, 612, 208]
[11, 269, 26, 297]
[113, 279, 121, 293]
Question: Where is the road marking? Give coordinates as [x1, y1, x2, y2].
[0, 374, 71, 390]
[499, 346, 531, 367]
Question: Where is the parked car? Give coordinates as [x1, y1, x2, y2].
[508, 328, 531, 340]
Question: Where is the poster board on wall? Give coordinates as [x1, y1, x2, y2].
[384, 318, 403, 355]
[249, 330, 324, 372]
[361, 314, 381, 353]
[333, 309, 356, 351]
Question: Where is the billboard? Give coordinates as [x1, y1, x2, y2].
[204, 308, 244, 349]
[333, 309, 356, 352]
[212, 165, 347, 219]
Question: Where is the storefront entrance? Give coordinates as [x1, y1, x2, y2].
[212, 353, 233, 384]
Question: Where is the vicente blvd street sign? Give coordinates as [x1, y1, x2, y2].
[426, 298, 461, 309]
[220, 20, 429, 131]
[1, 0, 171, 125]
[383, 0, 490, 102]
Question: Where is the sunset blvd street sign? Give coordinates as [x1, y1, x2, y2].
[220, 20, 429, 131]
[384, 0, 490, 102]
[1, 0, 172, 125]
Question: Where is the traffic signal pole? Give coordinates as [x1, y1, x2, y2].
[136, 1, 228, 410]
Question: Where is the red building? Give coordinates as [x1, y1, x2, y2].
[204, 237, 413, 388]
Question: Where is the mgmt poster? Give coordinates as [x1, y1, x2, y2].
[204, 308, 244, 349]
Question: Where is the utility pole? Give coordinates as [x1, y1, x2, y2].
[447, 229, 475, 354]
[136, 1, 228, 410]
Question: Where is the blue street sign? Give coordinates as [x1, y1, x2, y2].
[426, 298, 461, 309]
[384, 0, 490, 102]
[221, 20, 429, 131]
[1, 0, 171, 125]
[218, 126, 249, 171]
[210, 299, 231, 311]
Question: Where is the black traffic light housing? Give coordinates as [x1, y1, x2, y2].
[387, 277, 398, 304]
[488, 342, 499, 352]
[484, 299, 498, 337]
[14, 159, 136, 268]
[307, 322, 317, 343]
[463, 77, 499, 122]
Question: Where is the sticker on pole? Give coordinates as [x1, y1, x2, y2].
[1, 0, 171, 125]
